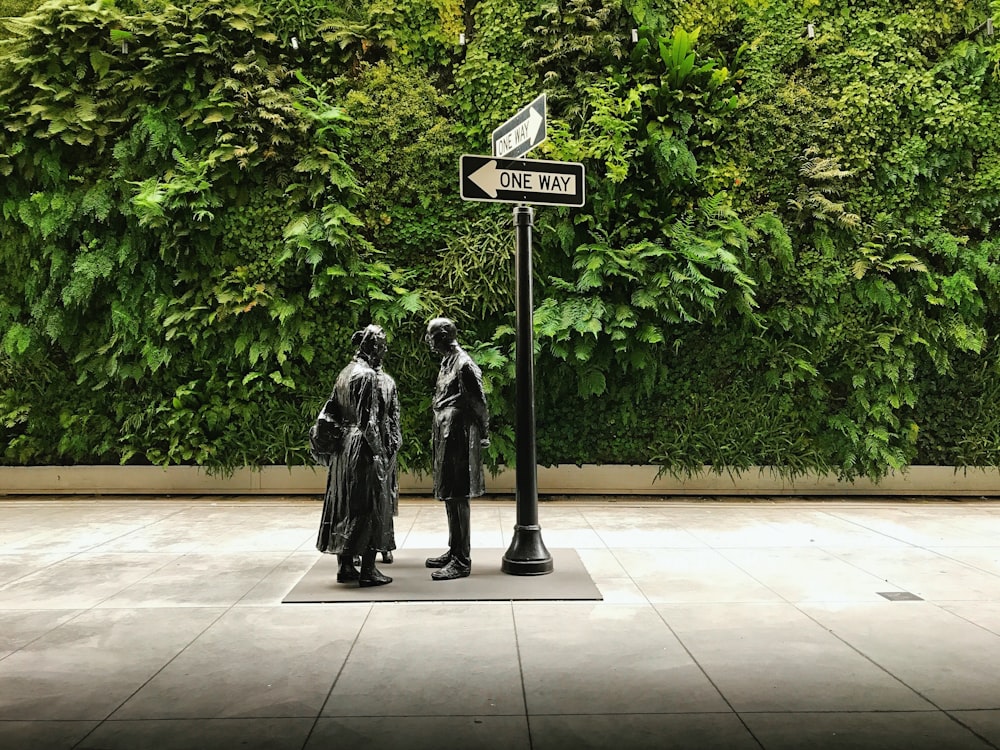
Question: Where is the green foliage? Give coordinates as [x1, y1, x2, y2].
[337, 60, 466, 265]
[436, 212, 516, 321]
[526, 0, 631, 118]
[0, 0, 38, 18]
[0, 0, 413, 470]
[528, 23, 759, 399]
[2, 0, 1000, 481]
[452, 0, 537, 146]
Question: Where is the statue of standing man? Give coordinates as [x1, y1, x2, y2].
[314, 324, 400, 587]
[424, 317, 490, 581]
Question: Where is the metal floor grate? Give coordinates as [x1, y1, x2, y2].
[877, 591, 924, 601]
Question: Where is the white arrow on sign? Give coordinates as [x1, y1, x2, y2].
[493, 106, 544, 158]
[469, 159, 577, 199]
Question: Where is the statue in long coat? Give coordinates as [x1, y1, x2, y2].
[314, 325, 400, 587]
[423, 317, 490, 581]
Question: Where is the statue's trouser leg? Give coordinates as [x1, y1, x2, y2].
[337, 554, 356, 573]
[336, 553, 361, 583]
[359, 548, 376, 575]
[446, 498, 471, 567]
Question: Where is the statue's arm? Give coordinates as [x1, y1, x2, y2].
[461, 363, 490, 440]
[353, 370, 383, 457]
[387, 382, 402, 457]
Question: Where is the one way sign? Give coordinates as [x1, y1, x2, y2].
[492, 93, 546, 158]
[460, 155, 586, 207]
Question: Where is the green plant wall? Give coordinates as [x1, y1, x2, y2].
[1, 0, 998, 481]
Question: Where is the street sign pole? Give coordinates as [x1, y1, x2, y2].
[460, 94, 581, 577]
[502, 205, 553, 576]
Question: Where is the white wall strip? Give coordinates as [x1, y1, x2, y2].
[0, 465, 997, 496]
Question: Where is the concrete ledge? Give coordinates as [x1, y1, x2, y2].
[0, 465, 998, 496]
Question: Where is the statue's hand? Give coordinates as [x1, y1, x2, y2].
[373, 454, 387, 481]
[480, 437, 490, 448]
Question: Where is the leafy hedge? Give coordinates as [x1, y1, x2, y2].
[1, 0, 999, 481]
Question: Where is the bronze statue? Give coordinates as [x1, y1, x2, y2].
[424, 317, 490, 581]
[314, 325, 400, 587]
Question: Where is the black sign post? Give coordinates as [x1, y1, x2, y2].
[459, 147, 585, 576]
[501, 205, 553, 576]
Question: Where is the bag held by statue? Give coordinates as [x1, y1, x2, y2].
[309, 400, 343, 465]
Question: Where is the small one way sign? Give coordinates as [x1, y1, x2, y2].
[460, 155, 586, 207]
[492, 93, 547, 158]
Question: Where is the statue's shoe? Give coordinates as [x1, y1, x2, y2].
[381, 550, 394, 564]
[431, 560, 471, 581]
[424, 552, 451, 568]
[359, 569, 392, 587]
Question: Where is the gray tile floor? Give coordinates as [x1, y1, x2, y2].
[1, 497, 1000, 749]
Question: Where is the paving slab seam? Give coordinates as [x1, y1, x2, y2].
[79, 715, 324, 721]
[806, 508, 924, 547]
[774, 601, 1000, 750]
[710, 542, 917, 608]
[603, 547, 651, 606]
[66, 600, 261, 750]
[923, 548, 1000, 582]
[82, 552, 191, 609]
[934, 711, 1000, 750]
[646, 547, 996, 746]
[816, 544, 1000, 613]
[732, 709, 1000, 750]
[508, 600, 538, 750]
[234, 547, 320, 605]
[388, 505, 420, 553]
[648, 603, 767, 749]
[816, 544, 919, 586]
[302, 604, 375, 750]
[0, 503, 196, 589]
[825, 510, 963, 549]
[75, 504, 200, 555]
[305, 711, 531, 718]
[580, 508, 612, 556]
[0, 551, 188, 613]
[732, 708, 984, 714]
[526, 710, 756, 716]
[0, 608, 92, 666]
[689, 546, 790, 602]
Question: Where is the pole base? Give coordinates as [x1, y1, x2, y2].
[501, 525, 554, 576]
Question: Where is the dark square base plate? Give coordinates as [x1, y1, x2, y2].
[282, 548, 602, 603]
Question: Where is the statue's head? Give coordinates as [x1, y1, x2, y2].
[425, 317, 457, 354]
[353, 324, 388, 368]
